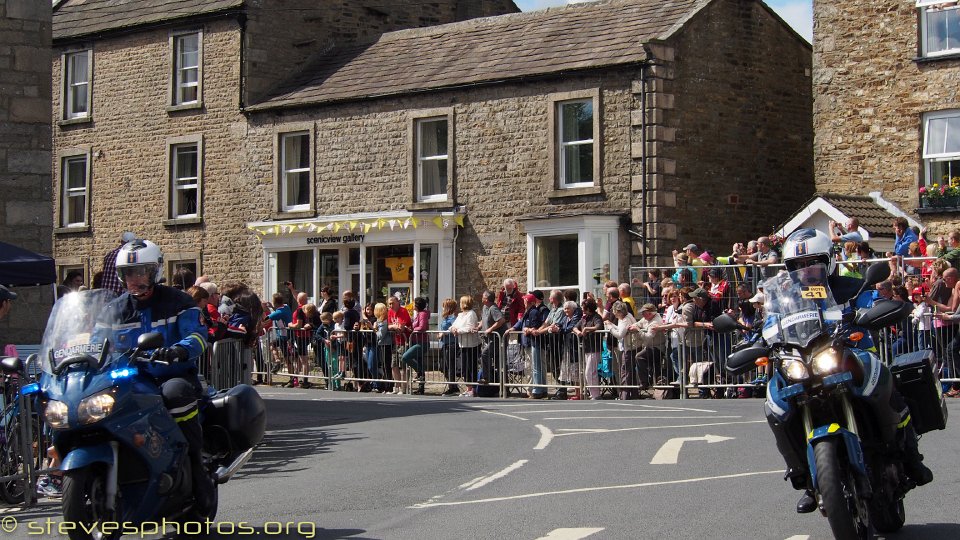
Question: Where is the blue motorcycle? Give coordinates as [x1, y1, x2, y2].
[35, 290, 266, 540]
[716, 262, 947, 539]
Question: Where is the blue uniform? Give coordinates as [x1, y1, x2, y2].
[96, 284, 207, 381]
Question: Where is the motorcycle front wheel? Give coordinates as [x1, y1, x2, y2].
[61, 465, 120, 540]
[0, 421, 26, 504]
[814, 439, 871, 540]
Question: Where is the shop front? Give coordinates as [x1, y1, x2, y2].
[248, 211, 459, 311]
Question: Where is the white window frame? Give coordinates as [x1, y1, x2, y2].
[280, 131, 312, 213]
[922, 109, 960, 186]
[523, 215, 619, 296]
[415, 117, 450, 202]
[919, 2, 960, 57]
[59, 151, 90, 228]
[63, 49, 92, 120]
[557, 99, 595, 188]
[170, 31, 202, 107]
[166, 134, 203, 222]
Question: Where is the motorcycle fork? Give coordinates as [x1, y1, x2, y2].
[105, 441, 119, 512]
[801, 391, 859, 437]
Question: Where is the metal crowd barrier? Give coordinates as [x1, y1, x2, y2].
[202, 338, 251, 391]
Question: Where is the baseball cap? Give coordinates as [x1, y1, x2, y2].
[749, 292, 765, 304]
[532, 289, 544, 301]
[683, 243, 700, 253]
[523, 293, 537, 303]
[709, 267, 723, 278]
[121, 231, 136, 243]
[0, 285, 17, 302]
[198, 282, 219, 295]
[690, 288, 709, 300]
[640, 303, 657, 312]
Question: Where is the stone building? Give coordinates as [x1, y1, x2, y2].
[1, 0, 53, 343]
[52, 0, 813, 310]
[814, 0, 960, 232]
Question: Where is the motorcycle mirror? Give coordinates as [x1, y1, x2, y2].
[855, 262, 891, 298]
[712, 313, 742, 333]
[137, 332, 165, 350]
[726, 345, 770, 376]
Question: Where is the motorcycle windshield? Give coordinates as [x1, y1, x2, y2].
[759, 264, 844, 348]
[38, 289, 118, 375]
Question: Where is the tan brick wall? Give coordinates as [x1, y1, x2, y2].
[52, 19, 252, 284]
[813, 0, 960, 234]
[1, 0, 54, 343]
[651, 0, 814, 264]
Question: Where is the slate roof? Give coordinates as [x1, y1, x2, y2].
[249, 0, 711, 111]
[53, 0, 244, 41]
[818, 193, 896, 238]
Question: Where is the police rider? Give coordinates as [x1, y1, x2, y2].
[97, 239, 215, 514]
[772, 229, 932, 515]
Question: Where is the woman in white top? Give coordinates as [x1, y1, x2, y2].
[450, 295, 481, 396]
[604, 301, 641, 400]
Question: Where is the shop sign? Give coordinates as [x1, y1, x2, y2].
[306, 233, 365, 245]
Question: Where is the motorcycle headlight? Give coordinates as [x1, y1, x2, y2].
[781, 358, 810, 381]
[44, 400, 70, 429]
[812, 348, 840, 376]
[78, 391, 116, 425]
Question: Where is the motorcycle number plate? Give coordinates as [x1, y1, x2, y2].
[800, 286, 827, 299]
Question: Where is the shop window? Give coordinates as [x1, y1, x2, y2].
[533, 234, 579, 289]
[525, 216, 619, 297]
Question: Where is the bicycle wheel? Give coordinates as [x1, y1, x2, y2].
[0, 421, 27, 504]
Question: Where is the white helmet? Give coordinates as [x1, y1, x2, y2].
[115, 239, 164, 287]
[782, 228, 835, 275]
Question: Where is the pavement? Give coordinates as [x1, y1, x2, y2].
[3, 390, 960, 540]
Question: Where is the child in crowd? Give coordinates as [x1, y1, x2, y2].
[330, 311, 347, 381]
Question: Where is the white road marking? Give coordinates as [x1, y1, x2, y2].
[534, 424, 555, 450]
[461, 460, 528, 491]
[554, 420, 765, 436]
[784, 536, 810, 540]
[478, 410, 528, 421]
[650, 434, 736, 464]
[606, 402, 718, 413]
[544, 415, 742, 420]
[535, 528, 605, 540]
[409, 470, 783, 508]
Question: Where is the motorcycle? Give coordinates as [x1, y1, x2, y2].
[34, 290, 266, 540]
[716, 262, 947, 539]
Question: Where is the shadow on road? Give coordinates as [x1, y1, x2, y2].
[879, 522, 960, 539]
[238, 396, 477, 480]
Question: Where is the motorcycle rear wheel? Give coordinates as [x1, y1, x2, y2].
[61, 465, 120, 540]
[814, 439, 871, 540]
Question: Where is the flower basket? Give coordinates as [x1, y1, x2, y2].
[920, 181, 960, 209]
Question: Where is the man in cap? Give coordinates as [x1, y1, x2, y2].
[632, 303, 664, 393]
[0, 285, 16, 322]
[513, 292, 549, 398]
[101, 231, 136, 295]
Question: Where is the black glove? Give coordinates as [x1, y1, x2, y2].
[157, 346, 189, 363]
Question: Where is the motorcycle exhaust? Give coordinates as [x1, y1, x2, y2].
[214, 448, 253, 485]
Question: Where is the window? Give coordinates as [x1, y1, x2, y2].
[171, 143, 199, 219]
[60, 154, 89, 227]
[280, 132, 311, 212]
[172, 32, 201, 106]
[534, 234, 580, 288]
[922, 110, 960, 187]
[524, 216, 619, 298]
[63, 50, 91, 120]
[557, 99, 595, 187]
[919, 2, 960, 57]
[416, 118, 449, 201]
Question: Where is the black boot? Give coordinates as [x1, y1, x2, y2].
[900, 424, 933, 486]
[550, 386, 568, 400]
[180, 417, 216, 515]
[796, 489, 817, 514]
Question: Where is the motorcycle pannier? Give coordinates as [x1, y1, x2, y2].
[890, 350, 948, 434]
[206, 384, 267, 450]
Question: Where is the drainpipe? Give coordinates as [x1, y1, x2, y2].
[640, 52, 652, 265]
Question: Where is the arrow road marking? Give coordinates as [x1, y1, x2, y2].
[535, 528, 605, 540]
[650, 434, 735, 464]
[460, 460, 528, 491]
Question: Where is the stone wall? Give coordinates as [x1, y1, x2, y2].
[0, 0, 53, 344]
[246, 71, 639, 297]
[243, 0, 519, 105]
[813, 1, 960, 234]
[52, 19, 251, 285]
[646, 0, 814, 265]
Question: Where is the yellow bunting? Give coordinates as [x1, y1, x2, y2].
[411, 218, 418, 229]
[349, 221, 358, 231]
[454, 215, 465, 227]
[432, 217, 444, 229]
[363, 223, 373, 233]
[377, 219, 386, 229]
[273, 225, 280, 235]
[333, 222, 342, 233]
